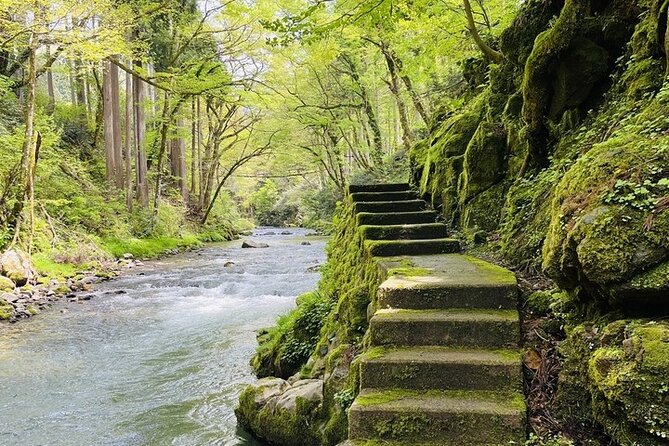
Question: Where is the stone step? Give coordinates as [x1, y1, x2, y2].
[350, 191, 419, 203]
[348, 183, 411, 194]
[359, 347, 521, 392]
[354, 200, 426, 214]
[348, 389, 526, 444]
[357, 211, 438, 226]
[365, 239, 460, 257]
[360, 223, 449, 241]
[376, 255, 518, 310]
[369, 309, 519, 349]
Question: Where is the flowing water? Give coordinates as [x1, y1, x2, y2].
[0, 229, 326, 446]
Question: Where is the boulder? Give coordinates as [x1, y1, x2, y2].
[271, 379, 323, 412]
[301, 241, 311, 246]
[223, 261, 235, 267]
[123, 253, 134, 260]
[236, 378, 324, 446]
[242, 240, 269, 249]
[0, 249, 33, 286]
[548, 37, 609, 121]
[0, 276, 15, 292]
[248, 377, 290, 409]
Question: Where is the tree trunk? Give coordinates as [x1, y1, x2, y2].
[102, 60, 116, 185]
[133, 66, 149, 207]
[463, 0, 504, 63]
[169, 117, 188, 203]
[190, 97, 196, 197]
[74, 59, 87, 107]
[380, 42, 413, 152]
[12, 32, 38, 250]
[110, 62, 123, 188]
[196, 97, 202, 205]
[46, 46, 55, 115]
[125, 69, 133, 211]
[69, 59, 77, 105]
[342, 54, 384, 166]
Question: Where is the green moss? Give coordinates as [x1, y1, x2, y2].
[387, 267, 431, 277]
[355, 389, 525, 411]
[0, 298, 13, 320]
[542, 132, 669, 296]
[236, 384, 323, 446]
[559, 320, 669, 445]
[252, 291, 333, 379]
[459, 122, 507, 204]
[32, 253, 79, 279]
[100, 235, 203, 259]
[629, 260, 669, 290]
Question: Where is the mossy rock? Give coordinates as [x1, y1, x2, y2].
[459, 122, 508, 204]
[542, 134, 669, 304]
[560, 320, 669, 445]
[0, 276, 15, 292]
[460, 182, 507, 231]
[236, 378, 324, 446]
[0, 298, 13, 320]
[548, 36, 609, 122]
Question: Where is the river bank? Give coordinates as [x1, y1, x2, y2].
[0, 228, 327, 445]
[0, 228, 325, 323]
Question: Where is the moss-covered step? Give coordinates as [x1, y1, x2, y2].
[348, 183, 411, 194]
[354, 200, 426, 214]
[377, 255, 517, 310]
[365, 239, 460, 257]
[360, 223, 449, 241]
[359, 347, 521, 392]
[357, 211, 438, 226]
[350, 191, 419, 202]
[348, 389, 526, 444]
[369, 309, 519, 349]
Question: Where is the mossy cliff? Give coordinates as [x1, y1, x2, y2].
[237, 196, 385, 445]
[410, 0, 669, 444]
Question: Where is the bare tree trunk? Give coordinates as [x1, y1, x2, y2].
[85, 69, 93, 118]
[46, 45, 55, 115]
[74, 59, 87, 107]
[133, 65, 149, 207]
[110, 62, 123, 188]
[169, 117, 188, 202]
[69, 59, 77, 105]
[190, 97, 196, 197]
[196, 97, 202, 204]
[380, 41, 413, 152]
[102, 60, 116, 185]
[12, 32, 38, 251]
[125, 69, 133, 211]
[463, 0, 504, 63]
[341, 53, 384, 166]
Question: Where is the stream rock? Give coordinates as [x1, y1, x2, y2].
[236, 378, 324, 446]
[242, 240, 269, 249]
[0, 249, 33, 286]
[0, 276, 15, 292]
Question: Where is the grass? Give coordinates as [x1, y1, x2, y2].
[32, 253, 79, 278]
[100, 234, 203, 259]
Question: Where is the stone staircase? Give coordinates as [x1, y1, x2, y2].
[345, 183, 526, 445]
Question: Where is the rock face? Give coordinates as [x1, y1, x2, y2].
[242, 240, 269, 249]
[0, 250, 33, 286]
[236, 378, 324, 446]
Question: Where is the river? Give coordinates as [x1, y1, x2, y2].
[0, 229, 326, 446]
